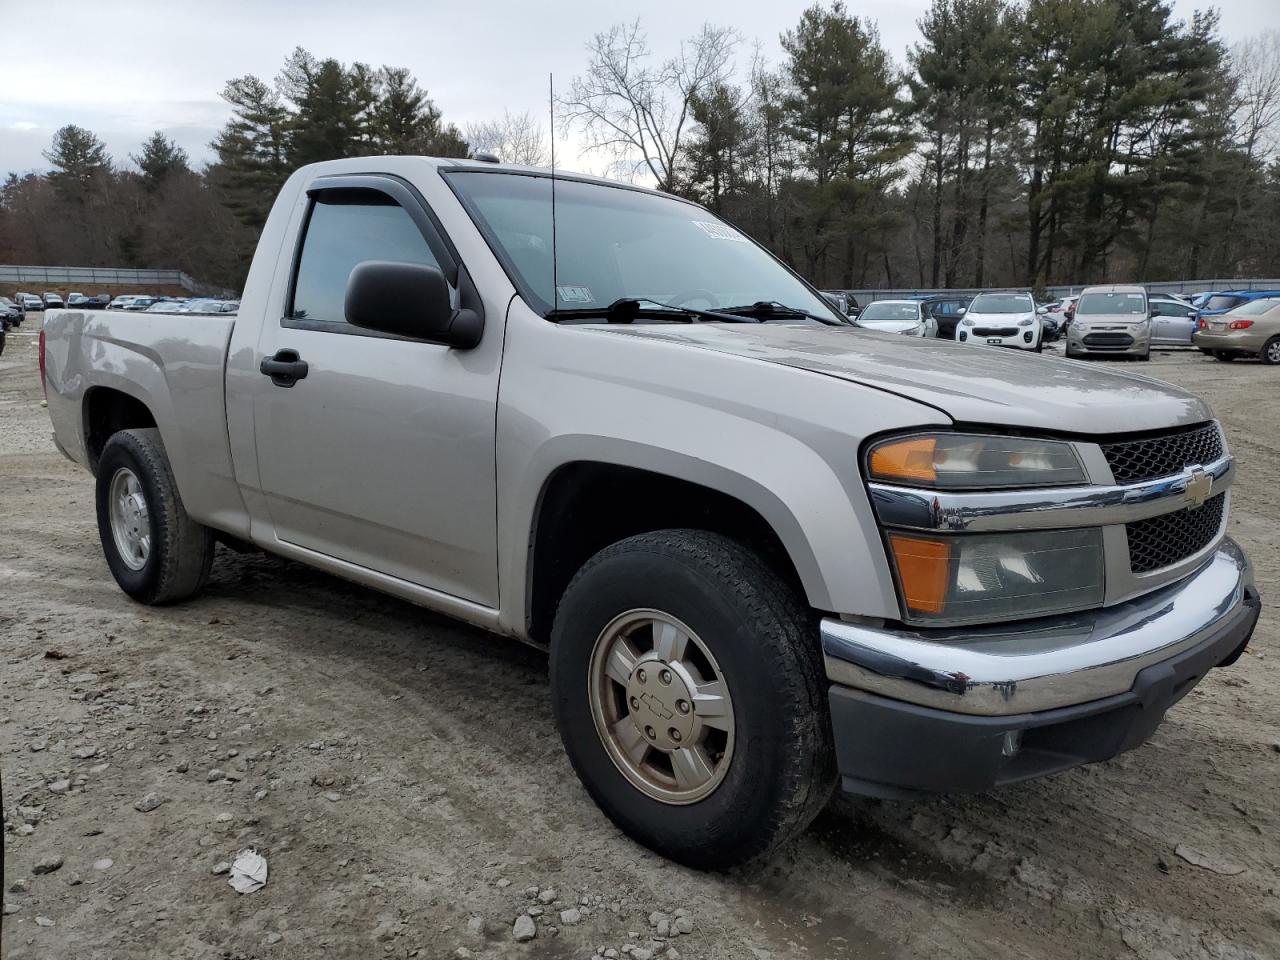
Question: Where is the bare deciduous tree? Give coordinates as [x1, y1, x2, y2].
[1232, 29, 1280, 163]
[559, 20, 739, 191]
[465, 110, 550, 166]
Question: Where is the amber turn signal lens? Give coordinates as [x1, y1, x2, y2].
[887, 534, 951, 614]
[869, 436, 937, 483]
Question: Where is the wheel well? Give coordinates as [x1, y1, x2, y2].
[84, 387, 156, 474]
[528, 462, 807, 645]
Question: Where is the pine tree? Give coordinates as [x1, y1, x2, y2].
[132, 132, 190, 191]
[780, 2, 913, 286]
[210, 75, 290, 227]
[43, 125, 111, 199]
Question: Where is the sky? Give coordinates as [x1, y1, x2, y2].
[1, 0, 1274, 179]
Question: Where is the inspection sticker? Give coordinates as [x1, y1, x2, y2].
[691, 220, 749, 242]
[556, 285, 595, 304]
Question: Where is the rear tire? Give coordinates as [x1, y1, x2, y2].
[95, 428, 215, 604]
[1260, 337, 1280, 366]
[550, 529, 835, 869]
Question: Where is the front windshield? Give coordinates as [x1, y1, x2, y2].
[447, 171, 840, 322]
[1076, 292, 1146, 315]
[969, 293, 1032, 314]
[858, 302, 918, 322]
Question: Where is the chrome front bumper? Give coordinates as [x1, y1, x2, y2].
[822, 538, 1257, 717]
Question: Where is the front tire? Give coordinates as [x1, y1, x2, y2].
[95, 428, 215, 604]
[550, 530, 835, 869]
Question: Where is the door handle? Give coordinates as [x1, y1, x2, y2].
[260, 349, 309, 388]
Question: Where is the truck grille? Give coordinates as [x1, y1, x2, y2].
[1126, 493, 1225, 573]
[1101, 423, 1224, 484]
[973, 327, 1018, 337]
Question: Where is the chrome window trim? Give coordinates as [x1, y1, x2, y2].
[868, 453, 1233, 533]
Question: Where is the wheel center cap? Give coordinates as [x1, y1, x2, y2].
[625, 653, 696, 752]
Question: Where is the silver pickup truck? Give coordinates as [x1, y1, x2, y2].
[41, 156, 1260, 869]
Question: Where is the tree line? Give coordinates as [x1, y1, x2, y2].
[2, 2, 1278, 293]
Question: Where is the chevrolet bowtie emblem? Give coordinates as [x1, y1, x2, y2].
[1184, 467, 1211, 508]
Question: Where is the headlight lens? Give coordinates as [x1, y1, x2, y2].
[886, 528, 1104, 624]
[1018, 317, 1034, 326]
[960, 317, 975, 326]
[867, 434, 1086, 488]
[901, 324, 922, 336]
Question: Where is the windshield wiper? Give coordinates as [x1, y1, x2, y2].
[717, 300, 845, 325]
[546, 297, 762, 324]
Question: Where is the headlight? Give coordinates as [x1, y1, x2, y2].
[1018, 317, 1034, 326]
[960, 317, 975, 326]
[901, 324, 922, 336]
[867, 433, 1086, 489]
[885, 527, 1104, 624]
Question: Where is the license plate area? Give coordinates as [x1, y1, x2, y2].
[986, 338, 1003, 344]
[1210, 322, 1226, 331]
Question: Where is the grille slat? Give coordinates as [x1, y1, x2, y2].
[1125, 494, 1225, 573]
[1101, 423, 1224, 485]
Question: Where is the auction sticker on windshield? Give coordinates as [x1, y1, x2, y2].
[692, 221, 749, 242]
[556, 285, 595, 304]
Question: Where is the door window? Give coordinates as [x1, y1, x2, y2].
[289, 194, 441, 325]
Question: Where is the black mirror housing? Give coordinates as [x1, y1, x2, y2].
[345, 260, 483, 348]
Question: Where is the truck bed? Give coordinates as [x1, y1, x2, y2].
[42, 308, 248, 536]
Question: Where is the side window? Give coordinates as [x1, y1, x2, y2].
[290, 194, 441, 325]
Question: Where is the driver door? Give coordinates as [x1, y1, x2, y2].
[250, 176, 500, 606]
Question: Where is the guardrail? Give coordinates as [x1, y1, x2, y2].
[0, 265, 204, 292]
[840, 279, 1280, 303]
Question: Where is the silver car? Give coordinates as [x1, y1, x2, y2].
[1065, 284, 1151, 360]
[1149, 296, 1198, 346]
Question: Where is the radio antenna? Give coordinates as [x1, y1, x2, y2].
[549, 72, 558, 312]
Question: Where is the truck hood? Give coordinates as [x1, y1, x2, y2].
[585, 322, 1209, 433]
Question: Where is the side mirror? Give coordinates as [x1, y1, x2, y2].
[956, 307, 966, 315]
[1036, 305, 1049, 314]
[345, 260, 483, 348]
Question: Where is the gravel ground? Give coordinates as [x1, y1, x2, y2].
[2, 322, 1278, 960]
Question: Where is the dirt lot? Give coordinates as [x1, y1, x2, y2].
[2, 322, 1277, 960]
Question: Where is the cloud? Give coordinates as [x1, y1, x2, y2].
[9, 121, 39, 131]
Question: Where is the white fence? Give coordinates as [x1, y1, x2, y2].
[1, 265, 203, 292]
[842, 279, 1280, 303]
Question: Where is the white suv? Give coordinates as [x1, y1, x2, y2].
[956, 291, 1043, 351]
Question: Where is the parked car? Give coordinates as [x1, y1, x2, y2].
[40, 155, 1260, 869]
[18, 292, 43, 312]
[956, 290, 1043, 351]
[123, 297, 159, 311]
[1193, 297, 1280, 364]
[1193, 290, 1280, 329]
[1065, 285, 1151, 360]
[1, 296, 25, 326]
[108, 295, 148, 310]
[1148, 295, 1198, 346]
[853, 299, 937, 337]
[820, 291, 851, 316]
[916, 294, 972, 340]
[42, 292, 65, 309]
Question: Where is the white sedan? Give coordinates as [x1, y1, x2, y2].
[854, 299, 937, 337]
[956, 291, 1043, 351]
